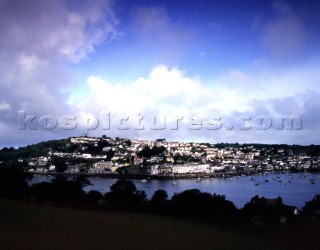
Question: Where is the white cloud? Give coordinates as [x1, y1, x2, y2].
[0, 0, 118, 63]
[0, 101, 11, 111]
[72, 64, 320, 144]
[0, 0, 118, 147]
[0, 0, 318, 147]
[77, 65, 209, 116]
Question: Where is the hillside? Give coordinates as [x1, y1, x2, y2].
[1, 136, 320, 176]
[0, 198, 304, 250]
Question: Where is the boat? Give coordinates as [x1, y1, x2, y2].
[264, 179, 269, 182]
[254, 181, 259, 186]
[141, 178, 148, 183]
[310, 179, 316, 184]
[172, 180, 178, 185]
[196, 174, 202, 182]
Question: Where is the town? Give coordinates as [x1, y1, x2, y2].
[2, 136, 319, 178]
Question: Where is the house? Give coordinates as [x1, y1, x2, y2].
[92, 161, 118, 173]
[48, 165, 56, 171]
[82, 154, 91, 159]
[250, 196, 299, 224]
[133, 156, 143, 165]
[38, 156, 48, 166]
[147, 165, 160, 175]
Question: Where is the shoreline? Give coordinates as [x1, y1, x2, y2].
[28, 169, 320, 180]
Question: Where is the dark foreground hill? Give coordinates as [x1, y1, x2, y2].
[0, 198, 317, 250]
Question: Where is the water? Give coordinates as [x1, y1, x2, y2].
[30, 172, 320, 208]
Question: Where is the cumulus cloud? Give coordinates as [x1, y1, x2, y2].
[73, 64, 319, 144]
[77, 65, 214, 116]
[0, 101, 11, 112]
[0, 0, 318, 147]
[0, 0, 118, 146]
[0, 0, 118, 62]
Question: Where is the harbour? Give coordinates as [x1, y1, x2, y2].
[31, 172, 320, 209]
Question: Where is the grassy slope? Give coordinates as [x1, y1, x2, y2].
[0, 199, 313, 250]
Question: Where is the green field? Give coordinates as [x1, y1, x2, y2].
[0, 199, 316, 250]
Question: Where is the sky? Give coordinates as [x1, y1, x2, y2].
[1, 0, 320, 147]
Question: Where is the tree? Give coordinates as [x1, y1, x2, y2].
[106, 149, 115, 160]
[155, 138, 166, 142]
[302, 195, 320, 219]
[105, 179, 147, 210]
[241, 195, 284, 228]
[0, 165, 30, 199]
[110, 179, 137, 194]
[125, 139, 132, 146]
[151, 189, 168, 204]
[72, 176, 92, 189]
[169, 189, 237, 224]
[30, 176, 91, 204]
[86, 190, 104, 205]
[51, 156, 67, 172]
[149, 189, 169, 213]
[137, 145, 166, 158]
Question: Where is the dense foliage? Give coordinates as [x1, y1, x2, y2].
[0, 164, 319, 229]
[136, 145, 166, 158]
[0, 139, 68, 161]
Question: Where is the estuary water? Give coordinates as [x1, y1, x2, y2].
[31, 172, 320, 208]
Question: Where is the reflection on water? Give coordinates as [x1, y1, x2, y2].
[31, 172, 320, 208]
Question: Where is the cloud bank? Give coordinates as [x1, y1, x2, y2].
[0, 0, 319, 147]
[74, 64, 317, 144]
[0, 0, 118, 146]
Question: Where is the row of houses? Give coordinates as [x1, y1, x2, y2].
[22, 136, 320, 174]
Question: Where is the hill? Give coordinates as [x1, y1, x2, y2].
[1, 136, 320, 178]
[0, 198, 301, 250]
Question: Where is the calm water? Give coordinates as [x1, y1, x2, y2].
[31, 172, 320, 208]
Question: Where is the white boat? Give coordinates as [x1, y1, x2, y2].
[141, 178, 148, 183]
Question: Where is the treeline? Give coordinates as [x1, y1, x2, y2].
[0, 139, 68, 161]
[0, 166, 320, 229]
